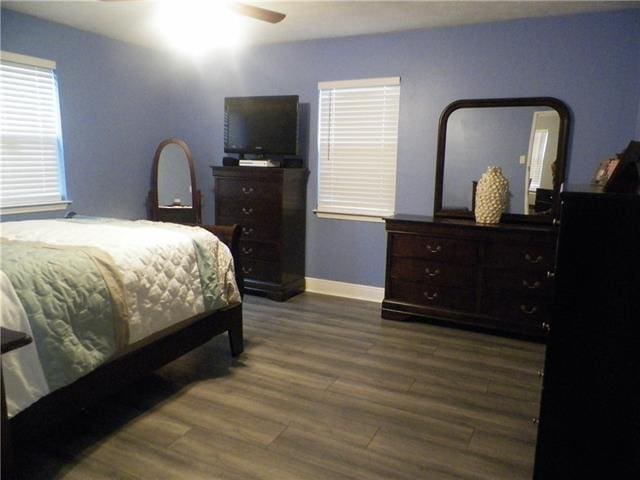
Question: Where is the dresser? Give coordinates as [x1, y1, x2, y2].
[533, 186, 640, 478]
[382, 215, 557, 340]
[212, 166, 307, 301]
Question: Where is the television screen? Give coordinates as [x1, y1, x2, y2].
[224, 95, 299, 156]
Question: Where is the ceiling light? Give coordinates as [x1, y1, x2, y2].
[154, 0, 245, 56]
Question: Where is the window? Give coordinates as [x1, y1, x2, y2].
[317, 77, 400, 221]
[0, 51, 69, 214]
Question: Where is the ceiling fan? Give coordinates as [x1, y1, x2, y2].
[100, 0, 286, 24]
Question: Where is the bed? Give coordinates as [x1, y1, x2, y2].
[0, 218, 243, 475]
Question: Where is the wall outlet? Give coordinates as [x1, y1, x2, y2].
[519, 155, 527, 165]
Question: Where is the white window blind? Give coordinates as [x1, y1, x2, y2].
[1, 52, 67, 212]
[317, 77, 400, 219]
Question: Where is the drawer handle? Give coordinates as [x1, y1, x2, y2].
[242, 207, 254, 215]
[522, 280, 541, 289]
[524, 253, 544, 264]
[241, 187, 254, 194]
[242, 266, 253, 275]
[242, 227, 254, 236]
[425, 267, 440, 277]
[423, 291, 439, 301]
[426, 244, 442, 253]
[541, 321, 551, 333]
[520, 304, 538, 315]
[242, 247, 253, 255]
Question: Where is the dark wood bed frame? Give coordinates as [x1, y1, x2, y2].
[1, 224, 244, 478]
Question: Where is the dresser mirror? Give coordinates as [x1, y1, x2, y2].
[434, 97, 570, 223]
[148, 138, 202, 224]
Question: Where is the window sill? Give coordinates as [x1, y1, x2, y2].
[313, 210, 386, 223]
[0, 201, 72, 216]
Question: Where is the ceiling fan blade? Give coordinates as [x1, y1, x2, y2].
[99, 0, 286, 24]
[229, 2, 286, 24]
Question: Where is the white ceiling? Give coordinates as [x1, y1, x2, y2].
[4, 0, 640, 53]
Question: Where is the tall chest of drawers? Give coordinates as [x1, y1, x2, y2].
[212, 166, 307, 301]
[534, 188, 640, 478]
[383, 215, 557, 340]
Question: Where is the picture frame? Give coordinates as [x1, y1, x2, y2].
[604, 140, 640, 193]
[591, 157, 621, 187]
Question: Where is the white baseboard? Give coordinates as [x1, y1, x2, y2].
[304, 277, 384, 303]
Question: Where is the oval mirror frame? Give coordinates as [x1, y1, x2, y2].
[434, 97, 570, 224]
[149, 138, 202, 224]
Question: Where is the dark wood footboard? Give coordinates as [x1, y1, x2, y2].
[9, 304, 242, 436]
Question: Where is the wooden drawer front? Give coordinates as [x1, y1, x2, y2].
[240, 259, 281, 283]
[389, 279, 475, 311]
[218, 217, 281, 242]
[481, 294, 552, 330]
[389, 258, 475, 288]
[484, 242, 555, 271]
[216, 178, 280, 202]
[484, 269, 553, 297]
[219, 202, 280, 223]
[391, 234, 477, 264]
[156, 207, 197, 224]
[240, 241, 280, 262]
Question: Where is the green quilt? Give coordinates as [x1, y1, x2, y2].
[0, 238, 129, 391]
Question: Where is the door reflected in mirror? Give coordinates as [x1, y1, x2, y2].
[526, 110, 560, 214]
[158, 143, 192, 207]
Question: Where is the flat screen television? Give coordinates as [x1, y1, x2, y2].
[224, 95, 299, 157]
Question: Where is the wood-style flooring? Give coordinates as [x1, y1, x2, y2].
[16, 293, 545, 479]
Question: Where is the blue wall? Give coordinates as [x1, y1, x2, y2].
[637, 97, 640, 137]
[637, 95, 640, 137]
[637, 43, 640, 138]
[2, 8, 640, 288]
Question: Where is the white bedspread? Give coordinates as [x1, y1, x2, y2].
[0, 218, 241, 417]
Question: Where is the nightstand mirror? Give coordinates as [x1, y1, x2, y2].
[434, 97, 570, 223]
[148, 138, 202, 224]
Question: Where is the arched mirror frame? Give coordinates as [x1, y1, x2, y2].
[148, 138, 202, 224]
[434, 97, 570, 224]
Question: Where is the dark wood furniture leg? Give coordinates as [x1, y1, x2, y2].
[2, 328, 34, 480]
[228, 317, 244, 356]
[1, 369, 15, 480]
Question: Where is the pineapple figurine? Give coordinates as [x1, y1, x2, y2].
[474, 166, 509, 224]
